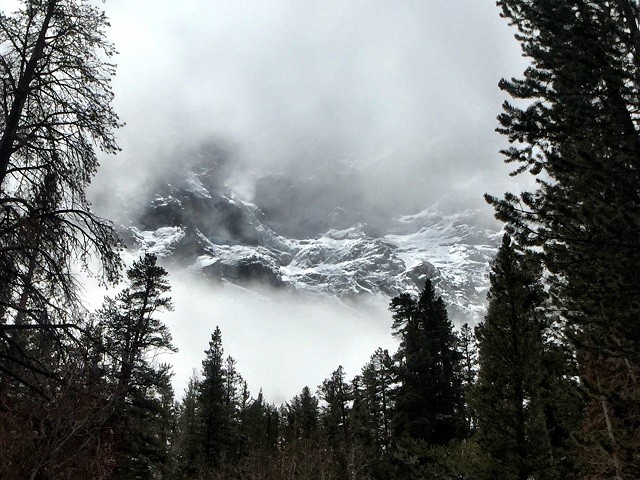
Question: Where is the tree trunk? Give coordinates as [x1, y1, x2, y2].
[596, 372, 623, 480]
[0, 0, 57, 188]
[13, 254, 37, 327]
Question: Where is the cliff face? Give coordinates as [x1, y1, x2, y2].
[124, 164, 499, 324]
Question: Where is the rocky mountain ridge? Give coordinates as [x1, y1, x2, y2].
[123, 165, 500, 324]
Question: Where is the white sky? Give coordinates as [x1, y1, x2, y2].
[94, 0, 529, 218]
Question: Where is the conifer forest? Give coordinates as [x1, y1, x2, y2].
[1, 1, 639, 479]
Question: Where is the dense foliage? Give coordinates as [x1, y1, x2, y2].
[487, 0, 640, 477]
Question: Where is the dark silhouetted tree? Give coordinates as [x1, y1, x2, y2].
[351, 348, 395, 479]
[0, 0, 121, 359]
[319, 365, 353, 480]
[197, 326, 237, 472]
[487, 1, 640, 476]
[173, 373, 201, 480]
[390, 280, 466, 447]
[457, 322, 479, 435]
[472, 235, 580, 480]
[96, 253, 176, 480]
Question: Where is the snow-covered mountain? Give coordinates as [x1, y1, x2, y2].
[123, 162, 500, 324]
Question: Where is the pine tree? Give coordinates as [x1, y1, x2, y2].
[173, 373, 201, 480]
[390, 280, 466, 447]
[320, 366, 352, 445]
[96, 253, 176, 480]
[155, 375, 178, 479]
[223, 355, 246, 461]
[472, 235, 580, 480]
[239, 389, 280, 455]
[457, 322, 479, 435]
[351, 348, 395, 480]
[0, 326, 116, 479]
[280, 387, 332, 479]
[358, 348, 394, 455]
[197, 326, 236, 472]
[0, 0, 121, 347]
[0, 3, 122, 472]
[487, 1, 640, 476]
[237, 390, 281, 478]
[99, 254, 175, 403]
[319, 365, 353, 480]
[284, 386, 320, 442]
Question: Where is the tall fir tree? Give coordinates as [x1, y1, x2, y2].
[96, 253, 176, 480]
[487, 1, 640, 476]
[390, 280, 466, 447]
[280, 386, 332, 479]
[357, 348, 394, 455]
[283, 385, 320, 442]
[0, 3, 123, 474]
[173, 373, 201, 480]
[472, 235, 580, 480]
[236, 390, 281, 478]
[222, 355, 246, 460]
[239, 389, 280, 455]
[0, 0, 122, 379]
[351, 348, 395, 479]
[319, 365, 353, 480]
[457, 322, 479, 436]
[197, 326, 236, 472]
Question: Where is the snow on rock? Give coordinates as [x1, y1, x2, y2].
[132, 170, 499, 324]
[181, 173, 212, 199]
[131, 226, 185, 256]
[282, 226, 405, 297]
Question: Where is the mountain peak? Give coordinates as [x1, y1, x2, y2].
[128, 169, 498, 324]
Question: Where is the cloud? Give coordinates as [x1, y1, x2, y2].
[94, 0, 528, 221]
[160, 272, 397, 404]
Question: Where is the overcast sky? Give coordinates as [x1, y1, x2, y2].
[1, 0, 530, 402]
[93, 0, 529, 220]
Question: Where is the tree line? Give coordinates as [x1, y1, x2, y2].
[131, 241, 582, 480]
[1, 0, 639, 478]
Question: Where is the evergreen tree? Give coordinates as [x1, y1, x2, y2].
[283, 385, 320, 442]
[239, 389, 280, 455]
[457, 322, 479, 435]
[0, 0, 121, 358]
[319, 365, 353, 480]
[351, 348, 395, 480]
[320, 366, 352, 446]
[197, 326, 236, 472]
[358, 348, 394, 456]
[236, 390, 281, 478]
[280, 386, 332, 479]
[487, 1, 640, 476]
[96, 253, 176, 480]
[390, 280, 466, 446]
[173, 373, 201, 480]
[0, 324, 116, 479]
[472, 235, 580, 480]
[0, 3, 122, 473]
[99, 254, 175, 403]
[222, 355, 246, 460]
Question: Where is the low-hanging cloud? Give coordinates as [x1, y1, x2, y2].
[94, 0, 529, 223]
[160, 271, 397, 404]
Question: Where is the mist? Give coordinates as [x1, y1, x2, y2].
[93, 0, 529, 226]
[156, 271, 396, 404]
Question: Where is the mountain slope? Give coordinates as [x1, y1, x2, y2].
[124, 165, 499, 324]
